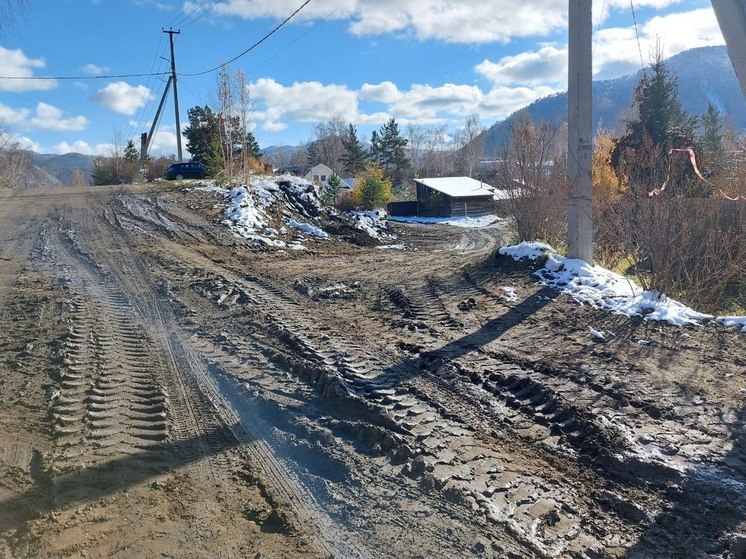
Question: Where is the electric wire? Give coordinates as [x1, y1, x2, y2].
[629, 0, 647, 73]
[181, 0, 219, 27]
[240, 0, 349, 76]
[593, 0, 607, 55]
[180, 0, 311, 77]
[0, 70, 170, 80]
[128, 34, 169, 144]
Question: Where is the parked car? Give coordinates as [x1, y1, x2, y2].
[165, 162, 206, 180]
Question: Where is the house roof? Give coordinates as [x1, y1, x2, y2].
[413, 177, 496, 198]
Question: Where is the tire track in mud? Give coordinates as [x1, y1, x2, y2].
[75, 212, 371, 559]
[181, 259, 746, 556]
[180, 267, 637, 556]
[112, 196, 746, 555]
[37, 219, 170, 471]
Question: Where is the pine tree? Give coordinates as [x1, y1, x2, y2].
[626, 51, 695, 149]
[611, 48, 696, 195]
[245, 132, 261, 159]
[340, 124, 368, 177]
[184, 105, 220, 166]
[123, 139, 139, 163]
[369, 118, 410, 188]
[322, 173, 344, 206]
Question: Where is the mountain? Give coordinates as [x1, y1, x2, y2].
[482, 46, 746, 156]
[31, 152, 97, 186]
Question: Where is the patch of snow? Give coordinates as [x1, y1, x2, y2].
[389, 214, 500, 228]
[589, 328, 606, 341]
[377, 244, 407, 250]
[501, 242, 745, 332]
[287, 219, 329, 238]
[349, 210, 392, 240]
[499, 241, 552, 261]
[500, 286, 519, 302]
[716, 316, 746, 333]
[287, 241, 307, 251]
[193, 182, 230, 195]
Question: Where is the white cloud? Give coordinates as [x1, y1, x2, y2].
[0, 47, 57, 92]
[82, 63, 110, 76]
[251, 78, 359, 131]
[29, 103, 88, 131]
[592, 8, 723, 79]
[0, 103, 31, 126]
[214, 0, 568, 43]
[474, 8, 724, 86]
[148, 128, 182, 156]
[248, 77, 559, 133]
[0, 102, 87, 132]
[475, 46, 567, 86]
[92, 82, 154, 115]
[387, 83, 484, 119]
[480, 85, 560, 118]
[0, 131, 41, 152]
[360, 81, 400, 103]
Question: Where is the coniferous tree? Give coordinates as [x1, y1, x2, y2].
[369, 118, 410, 188]
[612, 47, 696, 196]
[123, 139, 139, 163]
[184, 105, 220, 166]
[322, 173, 344, 206]
[245, 132, 261, 159]
[340, 124, 368, 177]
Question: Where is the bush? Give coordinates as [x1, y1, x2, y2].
[352, 164, 394, 210]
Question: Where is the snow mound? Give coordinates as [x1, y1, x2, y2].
[348, 210, 393, 240]
[499, 241, 552, 261]
[199, 174, 395, 249]
[501, 242, 745, 331]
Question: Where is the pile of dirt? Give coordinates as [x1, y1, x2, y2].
[202, 175, 393, 250]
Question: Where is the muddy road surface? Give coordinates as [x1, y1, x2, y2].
[0, 183, 744, 558]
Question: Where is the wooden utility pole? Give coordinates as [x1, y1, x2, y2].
[567, 0, 593, 263]
[163, 28, 183, 162]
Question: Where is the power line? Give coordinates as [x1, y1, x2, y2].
[0, 70, 170, 81]
[241, 0, 349, 75]
[629, 0, 647, 73]
[0, 0, 310, 82]
[181, 0, 219, 28]
[181, 0, 311, 77]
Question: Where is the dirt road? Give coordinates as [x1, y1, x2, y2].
[0, 182, 744, 558]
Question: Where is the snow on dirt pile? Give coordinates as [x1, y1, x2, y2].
[500, 241, 746, 332]
[218, 175, 330, 249]
[207, 175, 393, 249]
[348, 210, 394, 241]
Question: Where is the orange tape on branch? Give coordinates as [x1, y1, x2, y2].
[648, 146, 745, 199]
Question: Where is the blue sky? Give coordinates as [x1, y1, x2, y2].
[0, 0, 725, 157]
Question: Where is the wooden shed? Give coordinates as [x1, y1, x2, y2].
[414, 177, 496, 217]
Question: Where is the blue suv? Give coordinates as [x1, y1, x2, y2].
[165, 162, 206, 180]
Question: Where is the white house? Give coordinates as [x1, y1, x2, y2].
[305, 164, 336, 189]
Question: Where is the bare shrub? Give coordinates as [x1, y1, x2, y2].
[596, 143, 746, 312]
[494, 117, 568, 247]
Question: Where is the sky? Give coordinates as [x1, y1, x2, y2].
[0, 0, 728, 158]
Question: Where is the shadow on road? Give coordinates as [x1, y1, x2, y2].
[0, 422, 243, 534]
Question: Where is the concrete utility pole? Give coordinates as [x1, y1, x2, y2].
[163, 28, 183, 162]
[567, 0, 593, 264]
[711, 1, 746, 100]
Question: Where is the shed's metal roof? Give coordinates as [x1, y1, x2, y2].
[414, 176, 495, 198]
